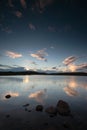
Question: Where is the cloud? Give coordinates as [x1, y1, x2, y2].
[63, 63, 87, 72]
[63, 56, 77, 65]
[31, 61, 37, 65]
[32, 0, 54, 13]
[68, 63, 87, 72]
[75, 63, 87, 71]
[2, 27, 12, 33]
[0, 64, 25, 72]
[52, 67, 57, 69]
[50, 46, 54, 49]
[30, 49, 48, 61]
[29, 23, 36, 30]
[48, 26, 56, 32]
[8, 0, 14, 7]
[39, 0, 54, 9]
[20, 0, 27, 9]
[14, 11, 22, 18]
[29, 89, 47, 103]
[6, 51, 22, 59]
[0, 64, 12, 70]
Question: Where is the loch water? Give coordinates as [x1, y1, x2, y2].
[0, 75, 87, 130]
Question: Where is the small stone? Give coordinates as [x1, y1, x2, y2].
[63, 121, 71, 129]
[36, 105, 43, 111]
[45, 106, 57, 115]
[49, 114, 55, 117]
[5, 94, 11, 99]
[56, 100, 70, 116]
[6, 115, 10, 118]
[25, 108, 28, 111]
[23, 104, 29, 107]
[28, 110, 31, 112]
[44, 122, 48, 126]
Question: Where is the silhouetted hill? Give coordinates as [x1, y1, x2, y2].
[0, 71, 87, 76]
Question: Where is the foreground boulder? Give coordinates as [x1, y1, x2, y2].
[56, 100, 70, 116]
[45, 106, 57, 115]
[36, 105, 43, 111]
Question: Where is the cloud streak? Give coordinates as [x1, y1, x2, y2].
[48, 26, 56, 32]
[63, 56, 77, 65]
[29, 23, 36, 30]
[6, 51, 22, 59]
[8, 0, 14, 7]
[20, 0, 27, 9]
[30, 49, 48, 61]
[14, 11, 22, 18]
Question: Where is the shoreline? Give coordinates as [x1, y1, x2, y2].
[0, 72, 87, 76]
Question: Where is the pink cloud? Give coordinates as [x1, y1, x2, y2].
[14, 11, 22, 18]
[29, 23, 36, 30]
[32, 0, 54, 13]
[20, 0, 27, 9]
[63, 56, 78, 65]
[6, 51, 22, 59]
[2, 27, 12, 33]
[8, 0, 14, 7]
[48, 26, 56, 32]
[30, 49, 48, 61]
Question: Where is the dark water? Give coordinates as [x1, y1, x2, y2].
[0, 75, 87, 130]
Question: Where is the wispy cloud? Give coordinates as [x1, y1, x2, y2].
[32, 0, 54, 13]
[20, 0, 27, 9]
[62, 63, 87, 72]
[74, 63, 87, 71]
[63, 56, 77, 65]
[39, 0, 54, 9]
[2, 27, 12, 33]
[14, 11, 22, 18]
[6, 51, 22, 59]
[0, 64, 12, 70]
[29, 23, 36, 30]
[48, 26, 56, 32]
[50, 46, 54, 49]
[8, 0, 14, 7]
[31, 61, 37, 65]
[30, 49, 48, 61]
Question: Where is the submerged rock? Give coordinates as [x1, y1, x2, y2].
[6, 115, 10, 118]
[23, 104, 29, 107]
[5, 94, 11, 99]
[56, 100, 70, 116]
[36, 105, 43, 111]
[45, 106, 57, 115]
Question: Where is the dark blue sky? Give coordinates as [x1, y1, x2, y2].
[0, 0, 87, 72]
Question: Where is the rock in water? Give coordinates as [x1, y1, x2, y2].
[57, 100, 70, 116]
[45, 106, 57, 115]
[23, 104, 29, 107]
[5, 94, 11, 99]
[36, 105, 43, 111]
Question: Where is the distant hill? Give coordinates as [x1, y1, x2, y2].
[0, 71, 87, 76]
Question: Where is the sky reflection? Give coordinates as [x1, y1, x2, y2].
[29, 89, 47, 103]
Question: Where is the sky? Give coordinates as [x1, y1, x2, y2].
[0, 0, 87, 73]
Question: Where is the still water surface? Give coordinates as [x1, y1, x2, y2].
[0, 75, 87, 130]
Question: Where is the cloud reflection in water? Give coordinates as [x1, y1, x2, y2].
[29, 89, 47, 103]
